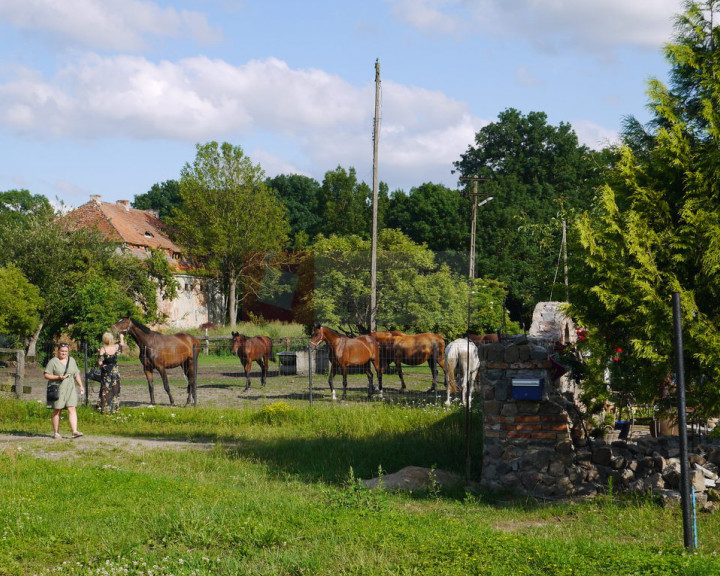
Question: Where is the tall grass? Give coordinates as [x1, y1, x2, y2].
[1, 398, 719, 575]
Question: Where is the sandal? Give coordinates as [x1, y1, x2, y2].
[53, 432, 62, 439]
[71, 432, 84, 438]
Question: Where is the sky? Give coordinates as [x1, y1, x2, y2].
[0, 0, 685, 209]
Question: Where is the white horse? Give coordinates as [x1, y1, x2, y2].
[444, 338, 480, 407]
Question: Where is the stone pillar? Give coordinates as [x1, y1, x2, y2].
[479, 339, 582, 498]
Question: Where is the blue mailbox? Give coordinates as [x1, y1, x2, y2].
[511, 378, 544, 400]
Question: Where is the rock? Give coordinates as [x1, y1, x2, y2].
[654, 489, 682, 507]
[690, 469, 707, 493]
[662, 461, 681, 489]
[592, 446, 613, 467]
[363, 466, 463, 491]
[694, 463, 717, 480]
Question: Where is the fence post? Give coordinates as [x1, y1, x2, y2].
[15, 349, 25, 399]
[308, 344, 313, 406]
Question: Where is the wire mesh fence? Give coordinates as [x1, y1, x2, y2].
[20, 336, 453, 408]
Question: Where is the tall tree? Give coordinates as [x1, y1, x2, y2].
[265, 174, 321, 247]
[385, 183, 468, 253]
[569, 1, 720, 416]
[169, 142, 289, 327]
[132, 180, 181, 220]
[313, 166, 373, 239]
[453, 108, 608, 326]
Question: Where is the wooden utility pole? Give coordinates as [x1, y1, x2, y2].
[460, 177, 492, 279]
[370, 59, 381, 332]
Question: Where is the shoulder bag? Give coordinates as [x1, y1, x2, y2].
[46, 359, 69, 403]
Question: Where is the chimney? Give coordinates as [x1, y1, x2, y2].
[90, 195, 101, 204]
[116, 200, 131, 211]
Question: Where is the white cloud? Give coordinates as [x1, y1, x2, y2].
[0, 0, 221, 51]
[0, 55, 485, 190]
[387, 0, 682, 54]
[571, 120, 620, 150]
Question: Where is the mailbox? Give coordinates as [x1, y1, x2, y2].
[511, 378, 544, 400]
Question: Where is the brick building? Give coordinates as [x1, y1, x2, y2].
[63, 195, 223, 329]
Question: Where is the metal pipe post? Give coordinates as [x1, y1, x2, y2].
[672, 291, 694, 550]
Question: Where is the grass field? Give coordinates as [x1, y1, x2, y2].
[1, 397, 720, 575]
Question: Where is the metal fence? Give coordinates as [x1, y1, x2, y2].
[15, 336, 452, 408]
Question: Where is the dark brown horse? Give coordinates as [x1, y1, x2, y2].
[231, 332, 273, 392]
[371, 331, 447, 393]
[113, 317, 200, 406]
[309, 325, 383, 400]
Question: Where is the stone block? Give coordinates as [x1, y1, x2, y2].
[487, 343, 505, 363]
[530, 345, 549, 361]
[494, 380, 511, 402]
[500, 402, 518, 417]
[483, 400, 503, 416]
[505, 346, 520, 364]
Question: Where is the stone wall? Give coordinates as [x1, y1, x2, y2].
[478, 335, 720, 506]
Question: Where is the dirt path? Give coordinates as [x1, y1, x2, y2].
[0, 431, 215, 461]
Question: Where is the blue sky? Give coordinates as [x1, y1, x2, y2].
[0, 0, 683, 209]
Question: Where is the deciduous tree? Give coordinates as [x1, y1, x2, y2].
[454, 108, 608, 326]
[169, 142, 289, 327]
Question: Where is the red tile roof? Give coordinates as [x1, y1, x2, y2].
[62, 197, 188, 270]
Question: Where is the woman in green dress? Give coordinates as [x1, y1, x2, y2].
[44, 342, 84, 439]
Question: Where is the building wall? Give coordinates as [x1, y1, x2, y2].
[158, 274, 226, 330]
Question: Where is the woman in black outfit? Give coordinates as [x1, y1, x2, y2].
[97, 332, 121, 414]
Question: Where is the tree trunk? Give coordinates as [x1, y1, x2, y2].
[26, 321, 44, 359]
[229, 275, 238, 328]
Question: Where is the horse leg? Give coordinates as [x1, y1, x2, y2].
[341, 368, 349, 401]
[183, 358, 196, 407]
[444, 362, 457, 406]
[397, 361, 406, 392]
[429, 357, 438, 392]
[370, 361, 383, 399]
[259, 357, 267, 387]
[366, 364, 374, 399]
[159, 368, 175, 405]
[328, 363, 337, 401]
[144, 368, 156, 405]
[243, 360, 252, 392]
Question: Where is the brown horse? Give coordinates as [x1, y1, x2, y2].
[309, 325, 383, 400]
[372, 332, 447, 393]
[231, 332, 273, 392]
[468, 333, 500, 346]
[113, 317, 200, 406]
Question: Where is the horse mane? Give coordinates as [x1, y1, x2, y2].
[130, 318, 153, 334]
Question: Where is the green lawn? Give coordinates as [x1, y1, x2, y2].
[0, 398, 718, 575]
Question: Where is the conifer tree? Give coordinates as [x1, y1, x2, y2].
[569, 1, 720, 417]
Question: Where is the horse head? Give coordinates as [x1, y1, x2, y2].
[309, 325, 325, 348]
[113, 317, 132, 334]
[230, 332, 246, 354]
